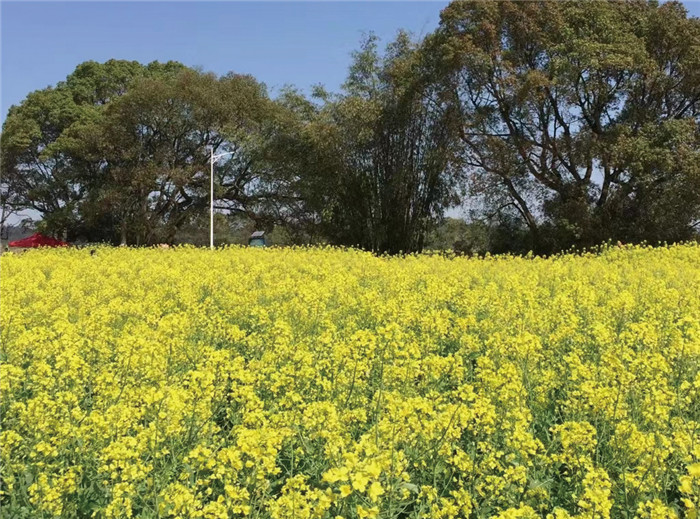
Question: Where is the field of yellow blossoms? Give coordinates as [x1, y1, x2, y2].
[1, 244, 699, 519]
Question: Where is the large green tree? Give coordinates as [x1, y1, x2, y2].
[76, 69, 274, 244]
[1, 61, 276, 244]
[278, 33, 462, 253]
[0, 60, 186, 240]
[429, 0, 700, 252]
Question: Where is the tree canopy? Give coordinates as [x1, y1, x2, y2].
[2, 1, 699, 253]
[2, 60, 278, 245]
[427, 0, 700, 252]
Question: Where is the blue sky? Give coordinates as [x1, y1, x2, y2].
[1, 1, 451, 122]
[3, 1, 700, 123]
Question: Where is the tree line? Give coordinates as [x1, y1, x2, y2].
[2, 0, 699, 254]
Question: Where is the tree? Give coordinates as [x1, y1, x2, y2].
[1, 61, 276, 245]
[284, 33, 462, 254]
[0, 60, 186, 241]
[77, 69, 274, 245]
[1, 86, 88, 237]
[238, 86, 330, 244]
[430, 0, 700, 252]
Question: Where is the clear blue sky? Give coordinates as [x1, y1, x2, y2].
[3, 1, 700, 123]
[1, 1, 452, 122]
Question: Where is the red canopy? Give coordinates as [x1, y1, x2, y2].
[9, 233, 68, 248]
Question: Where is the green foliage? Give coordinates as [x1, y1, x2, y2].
[428, 0, 700, 253]
[279, 32, 463, 254]
[1, 61, 277, 245]
[2, 2, 699, 253]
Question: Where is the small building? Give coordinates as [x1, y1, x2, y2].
[248, 231, 266, 247]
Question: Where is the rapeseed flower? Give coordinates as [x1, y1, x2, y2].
[1, 244, 698, 518]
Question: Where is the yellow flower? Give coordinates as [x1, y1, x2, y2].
[323, 467, 349, 483]
[2, 244, 699, 517]
[368, 481, 384, 502]
[351, 472, 369, 492]
[357, 505, 379, 519]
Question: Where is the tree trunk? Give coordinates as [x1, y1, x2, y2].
[120, 220, 128, 246]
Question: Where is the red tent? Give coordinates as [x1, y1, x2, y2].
[9, 233, 68, 248]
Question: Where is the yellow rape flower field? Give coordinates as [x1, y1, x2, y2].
[1, 245, 699, 519]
